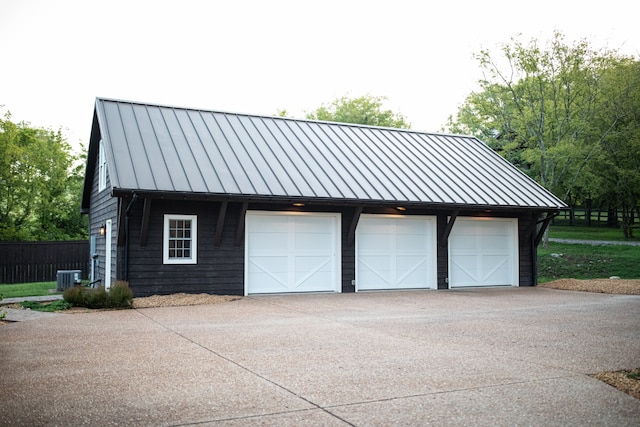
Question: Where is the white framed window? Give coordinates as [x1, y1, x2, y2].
[98, 142, 107, 191]
[163, 214, 197, 264]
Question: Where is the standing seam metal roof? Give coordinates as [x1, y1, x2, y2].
[91, 98, 567, 209]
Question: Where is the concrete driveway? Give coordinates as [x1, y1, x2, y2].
[1, 287, 639, 426]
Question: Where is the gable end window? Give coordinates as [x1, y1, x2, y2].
[98, 142, 107, 191]
[163, 214, 197, 264]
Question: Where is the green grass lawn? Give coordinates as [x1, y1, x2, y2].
[537, 242, 640, 282]
[549, 225, 640, 241]
[0, 281, 58, 299]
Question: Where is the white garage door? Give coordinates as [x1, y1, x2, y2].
[449, 217, 518, 287]
[245, 211, 341, 295]
[356, 215, 437, 291]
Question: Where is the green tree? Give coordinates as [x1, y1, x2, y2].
[592, 59, 640, 237]
[0, 109, 87, 240]
[306, 94, 411, 129]
[446, 33, 640, 231]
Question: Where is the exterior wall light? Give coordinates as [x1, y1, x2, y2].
[99, 224, 106, 236]
[292, 203, 305, 207]
[396, 206, 407, 211]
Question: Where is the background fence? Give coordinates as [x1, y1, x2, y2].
[0, 240, 89, 284]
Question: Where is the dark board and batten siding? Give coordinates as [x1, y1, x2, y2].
[88, 146, 118, 287]
[125, 201, 360, 297]
[518, 214, 538, 287]
[122, 199, 540, 297]
[126, 199, 245, 297]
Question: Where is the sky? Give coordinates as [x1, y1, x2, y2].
[1, 0, 638, 150]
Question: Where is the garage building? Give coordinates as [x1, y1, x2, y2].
[81, 98, 566, 296]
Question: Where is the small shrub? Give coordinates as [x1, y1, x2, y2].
[86, 286, 109, 309]
[109, 281, 133, 308]
[63, 282, 133, 309]
[63, 286, 87, 306]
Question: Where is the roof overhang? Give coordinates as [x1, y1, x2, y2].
[111, 188, 562, 214]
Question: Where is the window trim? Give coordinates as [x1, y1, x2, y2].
[98, 142, 107, 192]
[163, 214, 198, 265]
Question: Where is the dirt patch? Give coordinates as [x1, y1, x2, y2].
[132, 293, 241, 309]
[592, 369, 640, 400]
[539, 278, 640, 295]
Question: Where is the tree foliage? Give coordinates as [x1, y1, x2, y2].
[446, 32, 640, 236]
[592, 59, 640, 236]
[0, 109, 87, 241]
[306, 94, 411, 129]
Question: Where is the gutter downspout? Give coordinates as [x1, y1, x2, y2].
[123, 193, 138, 282]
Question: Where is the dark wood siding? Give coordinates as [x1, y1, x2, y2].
[436, 215, 450, 289]
[341, 208, 356, 293]
[120, 197, 542, 296]
[125, 200, 245, 297]
[518, 214, 537, 287]
[88, 145, 118, 287]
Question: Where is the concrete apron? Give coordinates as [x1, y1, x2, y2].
[1, 287, 639, 426]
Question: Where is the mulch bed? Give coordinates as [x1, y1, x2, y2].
[539, 278, 640, 294]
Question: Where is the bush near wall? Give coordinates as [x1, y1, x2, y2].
[63, 281, 132, 309]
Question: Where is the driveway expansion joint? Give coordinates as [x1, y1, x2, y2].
[134, 308, 357, 426]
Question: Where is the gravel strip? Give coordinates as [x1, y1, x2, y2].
[539, 278, 640, 295]
[132, 293, 241, 308]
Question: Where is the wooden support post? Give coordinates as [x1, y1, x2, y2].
[235, 202, 249, 247]
[117, 198, 128, 247]
[214, 201, 228, 247]
[139, 198, 152, 246]
[440, 210, 458, 242]
[525, 213, 539, 242]
[534, 213, 556, 247]
[347, 206, 363, 247]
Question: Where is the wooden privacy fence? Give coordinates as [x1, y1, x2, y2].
[0, 240, 90, 284]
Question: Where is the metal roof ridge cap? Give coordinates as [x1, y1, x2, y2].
[95, 97, 475, 138]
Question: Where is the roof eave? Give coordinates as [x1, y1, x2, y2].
[80, 107, 103, 213]
[110, 188, 564, 212]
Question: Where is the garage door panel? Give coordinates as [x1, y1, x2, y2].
[450, 235, 476, 250]
[481, 255, 510, 283]
[249, 256, 288, 270]
[295, 272, 334, 291]
[449, 218, 518, 287]
[356, 215, 436, 291]
[246, 212, 340, 295]
[482, 235, 510, 250]
[295, 233, 333, 251]
[359, 270, 391, 287]
[294, 255, 332, 271]
[254, 216, 290, 231]
[250, 233, 289, 251]
[480, 221, 507, 235]
[396, 233, 429, 250]
[358, 235, 390, 252]
[249, 275, 286, 292]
